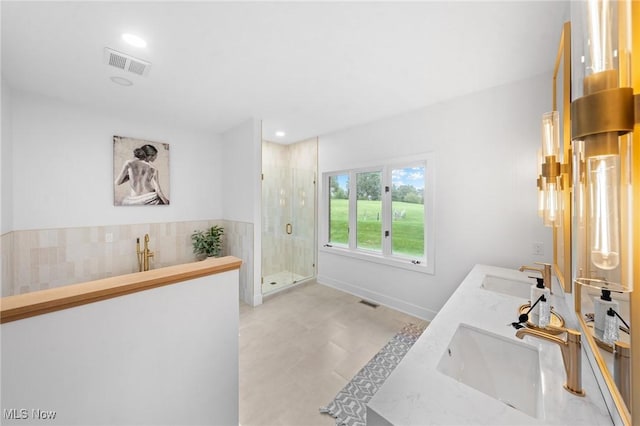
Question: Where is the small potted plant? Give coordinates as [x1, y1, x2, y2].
[191, 225, 224, 260]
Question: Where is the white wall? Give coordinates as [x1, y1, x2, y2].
[1, 269, 239, 425]
[9, 90, 223, 231]
[220, 118, 262, 305]
[220, 118, 261, 223]
[1, 80, 11, 297]
[1, 80, 13, 233]
[318, 73, 554, 320]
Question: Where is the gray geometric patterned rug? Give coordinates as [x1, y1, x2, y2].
[319, 323, 426, 426]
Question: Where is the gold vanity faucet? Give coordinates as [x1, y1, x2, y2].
[519, 262, 552, 293]
[136, 234, 154, 272]
[516, 327, 584, 396]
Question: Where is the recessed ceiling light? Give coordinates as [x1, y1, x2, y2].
[122, 33, 147, 48]
[275, 131, 286, 137]
[110, 76, 133, 86]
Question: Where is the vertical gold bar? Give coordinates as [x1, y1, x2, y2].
[561, 22, 572, 294]
[552, 22, 572, 293]
[630, 0, 639, 421]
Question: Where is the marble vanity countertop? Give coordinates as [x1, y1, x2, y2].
[367, 264, 612, 425]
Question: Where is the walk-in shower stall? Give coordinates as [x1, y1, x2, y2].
[261, 138, 317, 295]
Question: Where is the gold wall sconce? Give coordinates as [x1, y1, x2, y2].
[539, 23, 573, 230]
[539, 111, 562, 227]
[571, 0, 637, 294]
[568, 2, 639, 423]
[538, 111, 573, 227]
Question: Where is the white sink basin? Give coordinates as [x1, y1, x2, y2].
[481, 274, 533, 299]
[437, 324, 542, 418]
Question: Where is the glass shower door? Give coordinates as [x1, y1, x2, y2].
[261, 166, 315, 294]
[262, 165, 292, 293]
[289, 167, 315, 283]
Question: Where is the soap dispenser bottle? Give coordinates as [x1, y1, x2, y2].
[594, 289, 619, 333]
[538, 295, 551, 328]
[603, 308, 619, 345]
[530, 277, 550, 326]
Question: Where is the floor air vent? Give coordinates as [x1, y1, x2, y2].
[104, 48, 151, 77]
[359, 299, 379, 308]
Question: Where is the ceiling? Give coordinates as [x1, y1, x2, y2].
[1, 1, 568, 144]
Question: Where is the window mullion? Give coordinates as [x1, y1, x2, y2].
[348, 171, 357, 249]
[382, 167, 392, 256]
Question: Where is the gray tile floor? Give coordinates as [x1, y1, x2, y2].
[239, 281, 428, 426]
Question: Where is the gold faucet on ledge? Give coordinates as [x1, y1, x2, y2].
[519, 262, 552, 293]
[516, 327, 584, 396]
[136, 234, 154, 272]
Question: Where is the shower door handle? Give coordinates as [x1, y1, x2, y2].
[286, 223, 292, 235]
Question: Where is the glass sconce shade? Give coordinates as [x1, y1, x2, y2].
[573, 140, 586, 224]
[542, 111, 560, 158]
[540, 112, 562, 227]
[537, 183, 545, 218]
[573, 141, 629, 291]
[585, 0, 615, 74]
[587, 154, 620, 270]
[537, 150, 544, 218]
[571, 0, 633, 292]
[543, 177, 561, 227]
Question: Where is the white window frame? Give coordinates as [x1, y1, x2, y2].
[353, 167, 383, 253]
[326, 172, 351, 249]
[321, 153, 435, 274]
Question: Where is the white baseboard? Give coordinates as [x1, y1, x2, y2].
[317, 275, 436, 321]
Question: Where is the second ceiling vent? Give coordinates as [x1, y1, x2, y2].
[104, 47, 151, 77]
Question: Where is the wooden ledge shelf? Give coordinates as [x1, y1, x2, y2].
[0, 256, 242, 324]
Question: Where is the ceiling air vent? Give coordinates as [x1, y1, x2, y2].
[104, 47, 151, 77]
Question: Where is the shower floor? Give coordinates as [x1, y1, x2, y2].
[262, 271, 307, 294]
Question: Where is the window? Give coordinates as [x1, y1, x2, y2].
[328, 174, 349, 246]
[356, 171, 382, 251]
[391, 166, 425, 259]
[323, 155, 434, 273]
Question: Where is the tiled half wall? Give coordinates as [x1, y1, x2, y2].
[1, 220, 254, 303]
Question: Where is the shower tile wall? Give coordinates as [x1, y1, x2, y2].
[262, 141, 290, 278]
[1, 219, 253, 302]
[222, 220, 253, 304]
[1, 232, 14, 297]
